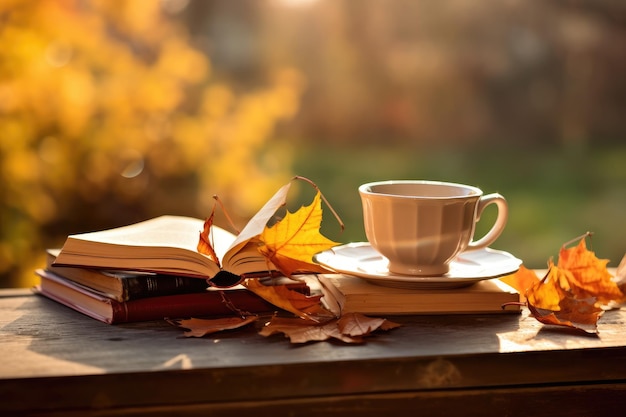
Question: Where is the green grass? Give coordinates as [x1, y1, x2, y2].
[289, 142, 626, 269]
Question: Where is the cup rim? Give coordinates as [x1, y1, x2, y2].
[359, 180, 483, 199]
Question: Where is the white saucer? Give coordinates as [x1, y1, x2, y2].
[314, 243, 522, 289]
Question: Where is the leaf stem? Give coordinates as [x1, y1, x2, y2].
[562, 231, 593, 249]
[292, 175, 345, 232]
[213, 194, 241, 234]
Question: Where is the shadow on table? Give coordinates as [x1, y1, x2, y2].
[3, 294, 519, 376]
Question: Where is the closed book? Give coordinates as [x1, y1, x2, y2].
[35, 269, 289, 324]
[317, 274, 520, 315]
[46, 249, 209, 302]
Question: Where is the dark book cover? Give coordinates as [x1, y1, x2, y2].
[35, 269, 294, 324]
[47, 249, 208, 301]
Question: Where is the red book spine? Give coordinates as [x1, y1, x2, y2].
[110, 291, 277, 323]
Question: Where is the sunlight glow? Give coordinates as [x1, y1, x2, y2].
[275, 0, 319, 8]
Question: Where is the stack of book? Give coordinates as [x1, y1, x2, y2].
[36, 216, 308, 324]
[40, 215, 521, 323]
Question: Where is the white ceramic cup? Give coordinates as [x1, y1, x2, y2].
[359, 180, 508, 276]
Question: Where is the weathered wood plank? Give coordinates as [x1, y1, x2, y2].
[2, 291, 626, 415]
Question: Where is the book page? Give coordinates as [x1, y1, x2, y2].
[222, 182, 292, 267]
[57, 216, 237, 278]
[70, 216, 213, 251]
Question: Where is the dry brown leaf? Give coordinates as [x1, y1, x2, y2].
[528, 295, 604, 334]
[259, 316, 361, 343]
[169, 316, 258, 338]
[337, 312, 401, 336]
[259, 313, 400, 344]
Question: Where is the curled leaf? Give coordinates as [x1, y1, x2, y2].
[528, 292, 603, 334]
[197, 210, 220, 267]
[337, 313, 401, 336]
[259, 316, 359, 343]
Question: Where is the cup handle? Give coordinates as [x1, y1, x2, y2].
[467, 193, 508, 250]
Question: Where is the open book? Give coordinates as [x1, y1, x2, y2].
[54, 183, 293, 287]
[53, 215, 277, 287]
[46, 249, 209, 302]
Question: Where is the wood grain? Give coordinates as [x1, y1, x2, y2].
[2, 289, 626, 416]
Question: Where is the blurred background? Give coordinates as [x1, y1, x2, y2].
[1, 0, 625, 288]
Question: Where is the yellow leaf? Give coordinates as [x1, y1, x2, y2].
[258, 190, 339, 277]
[499, 265, 541, 296]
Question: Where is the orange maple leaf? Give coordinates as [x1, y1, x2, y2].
[502, 235, 622, 334]
[556, 237, 623, 303]
[258, 190, 340, 277]
[503, 267, 603, 334]
[500, 265, 541, 297]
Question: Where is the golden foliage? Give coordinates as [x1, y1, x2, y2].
[0, 1, 304, 286]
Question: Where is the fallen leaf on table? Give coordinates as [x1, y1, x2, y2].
[169, 316, 258, 338]
[500, 234, 623, 334]
[525, 268, 604, 333]
[337, 312, 401, 336]
[259, 313, 400, 344]
[527, 292, 604, 334]
[556, 237, 623, 303]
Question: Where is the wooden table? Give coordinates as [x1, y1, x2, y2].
[1, 288, 626, 416]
